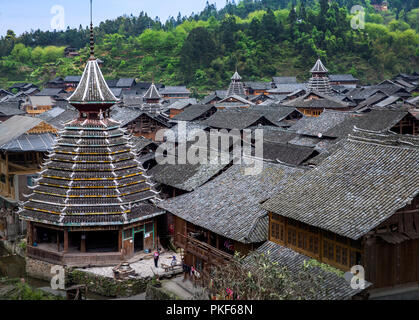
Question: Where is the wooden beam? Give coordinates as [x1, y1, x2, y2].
[64, 229, 68, 253]
[81, 233, 86, 253]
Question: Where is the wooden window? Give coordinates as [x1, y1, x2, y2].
[269, 213, 285, 244]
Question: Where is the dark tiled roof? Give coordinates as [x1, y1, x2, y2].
[159, 163, 305, 243]
[244, 82, 272, 90]
[0, 133, 56, 152]
[247, 241, 369, 300]
[272, 76, 297, 84]
[285, 94, 349, 109]
[268, 83, 307, 94]
[0, 116, 44, 146]
[202, 109, 278, 130]
[289, 110, 351, 137]
[68, 59, 117, 104]
[36, 88, 65, 97]
[260, 127, 298, 144]
[0, 103, 25, 116]
[149, 160, 228, 193]
[199, 91, 227, 105]
[116, 78, 136, 88]
[262, 129, 419, 240]
[172, 104, 216, 121]
[262, 142, 316, 165]
[131, 136, 157, 151]
[329, 74, 358, 82]
[324, 110, 408, 139]
[64, 76, 82, 83]
[160, 86, 190, 94]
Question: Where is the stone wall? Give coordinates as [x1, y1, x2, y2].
[145, 282, 180, 300]
[1, 238, 26, 257]
[25, 257, 57, 281]
[68, 270, 149, 298]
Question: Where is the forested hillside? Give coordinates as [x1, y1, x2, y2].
[0, 0, 418, 93]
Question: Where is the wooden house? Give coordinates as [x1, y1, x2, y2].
[159, 162, 305, 273]
[110, 106, 172, 142]
[64, 76, 82, 92]
[19, 38, 164, 269]
[261, 128, 419, 295]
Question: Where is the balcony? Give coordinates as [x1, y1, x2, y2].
[175, 233, 232, 266]
[27, 246, 122, 267]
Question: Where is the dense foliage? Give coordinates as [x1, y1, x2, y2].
[203, 252, 337, 300]
[0, 0, 418, 92]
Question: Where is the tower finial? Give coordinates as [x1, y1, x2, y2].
[89, 0, 95, 59]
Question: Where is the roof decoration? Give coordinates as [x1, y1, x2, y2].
[227, 71, 246, 97]
[308, 59, 333, 95]
[67, 0, 117, 106]
[310, 59, 329, 73]
[143, 83, 162, 100]
[19, 117, 163, 226]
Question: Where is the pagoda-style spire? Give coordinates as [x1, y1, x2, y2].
[89, 0, 95, 59]
[68, 0, 118, 113]
[310, 58, 328, 73]
[308, 58, 333, 95]
[143, 82, 162, 103]
[227, 70, 246, 97]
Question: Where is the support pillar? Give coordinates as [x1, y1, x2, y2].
[27, 221, 33, 246]
[118, 228, 122, 252]
[57, 231, 60, 252]
[64, 229, 68, 253]
[81, 233, 86, 253]
[5, 152, 10, 196]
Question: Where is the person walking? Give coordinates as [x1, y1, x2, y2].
[154, 249, 160, 268]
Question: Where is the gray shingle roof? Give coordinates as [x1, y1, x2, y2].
[247, 241, 370, 300]
[68, 59, 118, 104]
[149, 151, 229, 192]
[261, 128, 419, 240]
[262, 142, 316, 165]
[64, 76, 82, 82]
[0, 103, 25, 116]
[116, 78, 136, 88]
[0, 132, 56, 152]
[329, 74, 358, 82]
[272, 76, 297, 84]
[202, 109, 278, 130]
[158, 163, 305, 243]
[160, 86, 190, 95]
[36, 88, 65, 97]
[289, 110, 351, 137]
[172, 104, 216, 121]
[268, 83, 307, 94]
[244, 82, 272, 90]
[0, 116, 44, 146]
[285, 92, 349, 109]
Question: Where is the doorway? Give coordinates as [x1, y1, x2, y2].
[134, 231, 144, 252]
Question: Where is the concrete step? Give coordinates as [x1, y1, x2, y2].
[161, 280, 194, 300]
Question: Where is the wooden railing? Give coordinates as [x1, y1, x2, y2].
[27, 246, 122, 267]
[176, 233, 232, 266]
[27, 246, 64, 264]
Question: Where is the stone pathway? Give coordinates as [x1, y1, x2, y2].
[77, 251, 182, 279]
